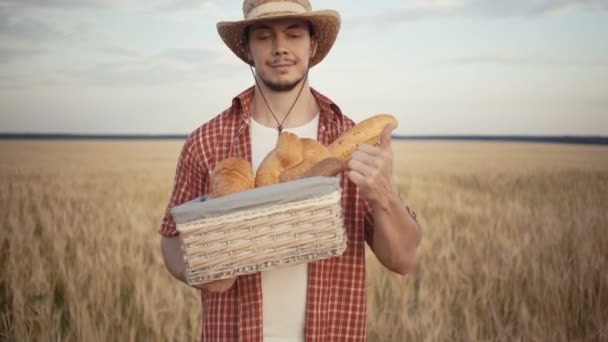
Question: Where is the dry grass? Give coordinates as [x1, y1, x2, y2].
[1, 140, 607, 341]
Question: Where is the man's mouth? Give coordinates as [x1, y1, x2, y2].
[270, 61, 295, 68]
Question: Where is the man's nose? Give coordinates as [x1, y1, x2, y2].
[273, 48, 288, 56]
[272, 35, 288, 56]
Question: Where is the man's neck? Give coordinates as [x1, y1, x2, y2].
[251, 81, 320, 130]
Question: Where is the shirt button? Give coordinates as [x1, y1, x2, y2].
[321, 125, 326, 131]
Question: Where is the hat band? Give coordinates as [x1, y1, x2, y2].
[246, 2, 307, 19]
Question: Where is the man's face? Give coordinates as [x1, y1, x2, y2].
[247, 18, 316, 92]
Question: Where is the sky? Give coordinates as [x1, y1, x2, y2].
[0, 0, 607, 136]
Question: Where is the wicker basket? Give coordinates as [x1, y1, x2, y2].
[171, 176, 347, 286]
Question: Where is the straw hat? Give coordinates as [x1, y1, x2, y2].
[217, 0, 341, 67]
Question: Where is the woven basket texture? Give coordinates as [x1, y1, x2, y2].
[177, 189, 346, 285]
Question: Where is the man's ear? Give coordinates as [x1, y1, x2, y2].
[245, 48, 253, 64]
[309, 39, 318, 60]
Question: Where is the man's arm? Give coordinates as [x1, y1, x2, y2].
[159, 140, 236, 292]
[348, 122, 421, 274]
[160, 236, 188, 282]
[368, 190, 420, 274]
[161, 236, 237, 292]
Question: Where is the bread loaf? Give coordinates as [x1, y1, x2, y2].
[328, 114, 398, 162]
[277, 138, 332, 183]
[255, 132, 298, 187]
[301, 157, 345, 179]
[209, 157, 254, 198]
[256, 132, 332, 187]
[205, 158, 251, 291]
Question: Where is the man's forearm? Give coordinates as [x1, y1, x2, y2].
[160, 236, 188, 284]
[371, 191, 420, 275]
[160, 236, 238, 292]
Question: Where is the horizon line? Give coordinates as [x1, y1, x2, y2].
[0, 133, 607, 145]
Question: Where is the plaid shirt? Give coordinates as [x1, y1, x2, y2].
[161, 87, 380, 341]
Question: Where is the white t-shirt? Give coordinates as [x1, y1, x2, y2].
[250, 114, 319, 342]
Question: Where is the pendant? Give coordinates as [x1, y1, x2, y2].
[277, 125, 283, 135]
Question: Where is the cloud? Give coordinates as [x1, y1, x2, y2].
[44, 43, 240, 86]
[0, 0, 124, 9]
[95, 45, 143, 58]
[0, 7, 139, 62]
[0, 11, 68, 42]
[468, 0, 608, 17]
[345, 0, 608, 26]
[590, 57, 608, 67]
[140, 0, 225, 22]
[153, 0, 212, 11]
[346, 0, 463, 26]
[0, 6, 109, 46]
[158, 45, 224, 64]
[381, 0, 464, 21]
[0, 39, 241, 88]
[60, 61, 237, 86]
[65, 61, 195, 85]
[0, 46, 46, 63]
[124, 0, 224, 25]
[0, 0, 125, 45]
[436, 51, 608, 67]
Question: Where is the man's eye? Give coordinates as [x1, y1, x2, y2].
[255, 33, 271, 40]
[287, 32, 302, 38]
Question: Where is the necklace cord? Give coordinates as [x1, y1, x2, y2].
[249, 64, 309, 134]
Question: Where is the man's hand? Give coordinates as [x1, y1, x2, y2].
[161, 236, 236, 292]
[347, 122, 420, 274]
[347, 122, 398, 209]
[194, 277, 237, 293]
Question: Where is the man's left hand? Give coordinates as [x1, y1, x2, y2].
[347, 122, 398, 208]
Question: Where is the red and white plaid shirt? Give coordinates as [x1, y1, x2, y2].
[160, 87, 413, 341]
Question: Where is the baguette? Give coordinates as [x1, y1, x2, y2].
[301, 157, 345, 179]
[328, 114, 398, 162]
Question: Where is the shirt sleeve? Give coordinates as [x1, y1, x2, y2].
[159, 140, 208, 237]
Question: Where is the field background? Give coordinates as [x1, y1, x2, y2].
[1, 140, 607, 341]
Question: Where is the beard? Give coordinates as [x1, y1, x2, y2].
[259, 73, 305, 92]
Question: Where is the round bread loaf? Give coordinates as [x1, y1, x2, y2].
[277, 138, 332, 183]
[209, 157, 254, 198]
[328, 114, 398, 162]
[206, 158, 251, 291]
[256, 132, 332, 187]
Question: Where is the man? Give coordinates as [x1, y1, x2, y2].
[159, 0, 421, 341]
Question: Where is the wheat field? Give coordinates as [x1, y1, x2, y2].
[1, 140, 607, 341]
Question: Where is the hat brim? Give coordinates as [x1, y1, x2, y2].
[217, 10, 341, 67]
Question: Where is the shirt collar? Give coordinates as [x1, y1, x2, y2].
[231, 86, 345, 126]
[231, 86, 255, 123]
